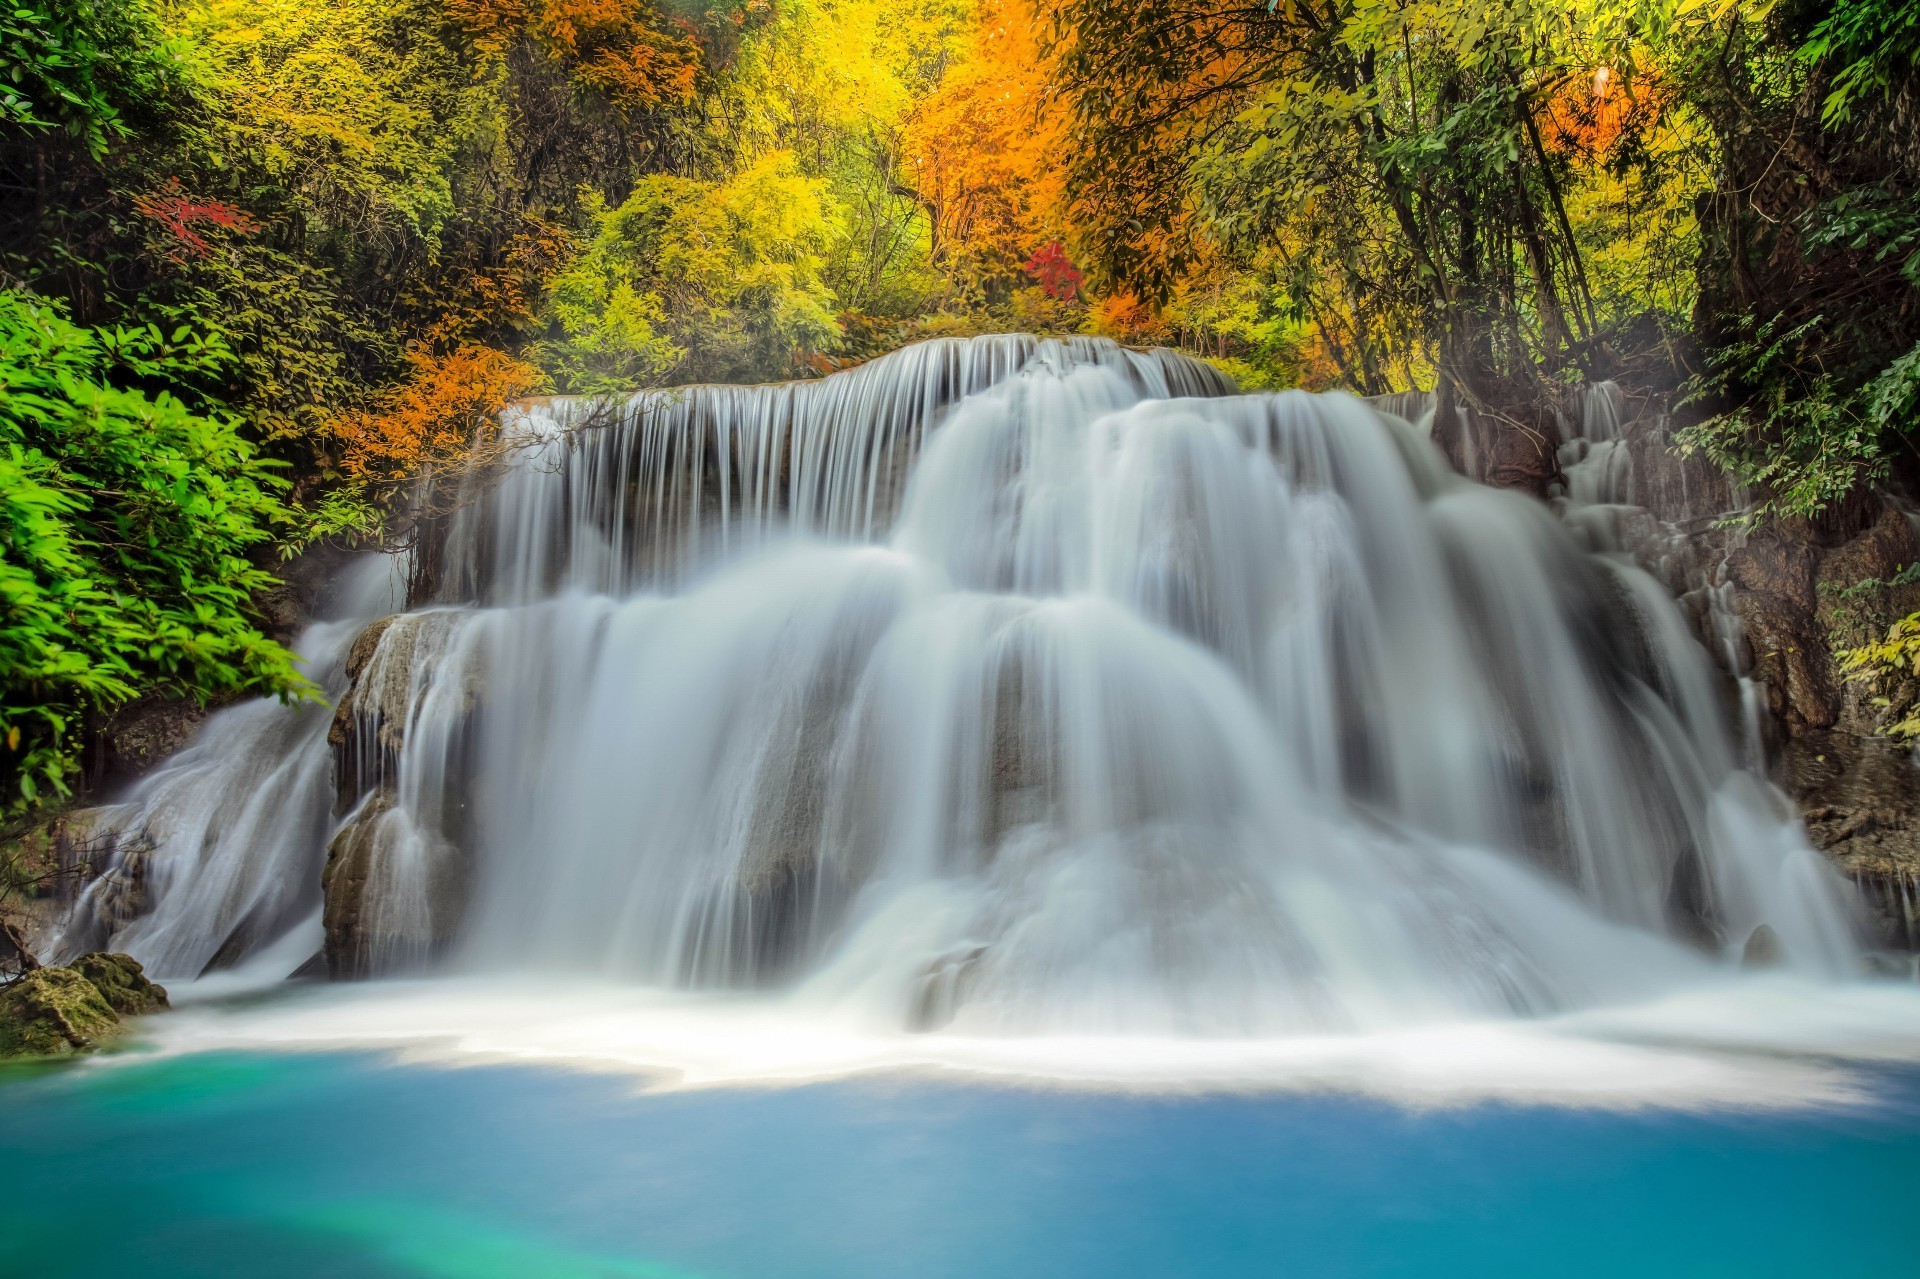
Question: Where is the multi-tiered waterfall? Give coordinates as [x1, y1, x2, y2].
[53, 336, 1860, 1036]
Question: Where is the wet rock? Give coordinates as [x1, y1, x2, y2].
[0, 969, 118, 1057]
[254, 541, 363, 644]
[69, 952, 169, 1016]
[0, 953, 168, 1058]
[1480, 405, 1565, 499]
[0, 921, 37, 978]
[101, 697, 209, 777]
[321, 793, 391, 979]
[1727, 530, 1839, 735]
[1519, 387, 1920, 947]
[327, 612, 483, 814]
[326, 614, 400, 806]
[322, 793, 468, 980]
[1740, 924, 1785, 969]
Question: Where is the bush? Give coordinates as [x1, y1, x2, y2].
[0, 291, 309, 813]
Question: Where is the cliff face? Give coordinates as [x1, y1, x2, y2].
[1729, 507, 1920, 950]
[1530, 390, 1920, 951]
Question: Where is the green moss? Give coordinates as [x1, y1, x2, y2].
[0, 968, 119, 1058]
[70, 952, 169, 1016]
[0, 952, 170, 1058]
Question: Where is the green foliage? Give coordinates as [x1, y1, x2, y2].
[1801, 0, 1920, 125]
[0, 0, 195, 155]
[278, 487, 386, 559]
[1804, 187, 1920, 291]
[0, 291, 310, 813]
[1678, 176, 1920, 521]
[535, 152, 843, 389]
[1676, 314, 1892, 520]
[142, 242, 395, 455]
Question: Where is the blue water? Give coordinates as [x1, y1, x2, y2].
[2, 1050, 1918, 1278]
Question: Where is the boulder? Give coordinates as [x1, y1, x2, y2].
[327, 612, 484, 814]
[322, 794, 467, 979]
[1741, 923, 1785, 969]
[68, 952, 169, 1016]
[0, 969, 118, 1057]
[0, 921, 36, 977]
[0, 951, 172, 1059]
[101, 696, 209, 777]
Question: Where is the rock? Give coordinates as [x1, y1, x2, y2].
[254, 541, 363, 644]
[1727, 529, 1840, 735]
[1481, 405, 1566, 499]
[68, 952, 169, 1016]
[1741, 924, 1785, 969]
[327, 612, 483, 814]
[321, 793, 392, 980]
[0, 968, 120, 1058]
[322, 793, 468, 979]
[0, 950, 172, 1059]
[101, 696, 210, 777]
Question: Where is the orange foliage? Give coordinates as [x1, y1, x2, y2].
[416, 218, 577, 349]
[331, 345, 544, 481]
[901, 0, 1070, 281]
[1541, 65, 1669, 162]
[445, 0, 699, 111]
[1086, 291, 1171, 345]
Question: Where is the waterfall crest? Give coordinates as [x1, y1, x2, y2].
[56, 336, 1860, 1034]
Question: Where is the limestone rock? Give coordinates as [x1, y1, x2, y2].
[322, 793, 468, 979]
[1741, 924, 1784, 969]
[322, 793, 390, 980]
[69, 952, 169, 1016]
[327, 612, 484, 814]
[0, 968, 120, 1058]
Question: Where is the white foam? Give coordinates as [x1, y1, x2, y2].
[120, 975, 1920, 1112]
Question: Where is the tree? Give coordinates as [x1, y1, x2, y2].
[0, 292, 308, 812]
[535, 152, 844, 388]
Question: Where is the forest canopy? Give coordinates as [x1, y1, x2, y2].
[2, 0, 1917, 808]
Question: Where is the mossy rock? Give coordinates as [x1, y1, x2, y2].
[0, 968, 119, 1058]
[70, 952, 169, 1016]
[0, 953, 171, 1058]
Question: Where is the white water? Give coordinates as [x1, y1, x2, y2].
[56, 336, 1872, 1057]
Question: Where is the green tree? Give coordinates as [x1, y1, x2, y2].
[536, 152, 844, 389]
[0, 292, 309, 813]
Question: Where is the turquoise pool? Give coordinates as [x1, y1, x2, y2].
[2, 1044, 1917, 1278]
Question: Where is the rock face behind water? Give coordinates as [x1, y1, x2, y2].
[0, 953, 168, 1058]
[1537, 386, 1920, 951]
[321, 614, 482, 978]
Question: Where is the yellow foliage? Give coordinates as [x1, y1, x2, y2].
[1840, 613, 1920, 739]
[181, 0, 469, 240]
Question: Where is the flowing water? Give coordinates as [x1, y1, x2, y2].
[15, 335, 1920, 1275]
[52, 334, 1860, 1024]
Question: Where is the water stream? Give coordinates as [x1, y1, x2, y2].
[50, 335, 1864, 1039]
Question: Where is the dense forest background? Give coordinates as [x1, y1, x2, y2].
[1, 0, 1916, 815]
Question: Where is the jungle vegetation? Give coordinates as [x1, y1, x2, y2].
[1, 0, 1917, 807]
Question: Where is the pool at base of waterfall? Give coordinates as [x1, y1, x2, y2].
[6, 980, 1920, 1279]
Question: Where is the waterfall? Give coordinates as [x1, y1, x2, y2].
[56, 336, 1862, 1035]
[50, 556, 406, 978]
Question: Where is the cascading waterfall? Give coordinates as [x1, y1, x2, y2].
[51, 557, 406, 978]
[55, 335, 1863, 1036]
